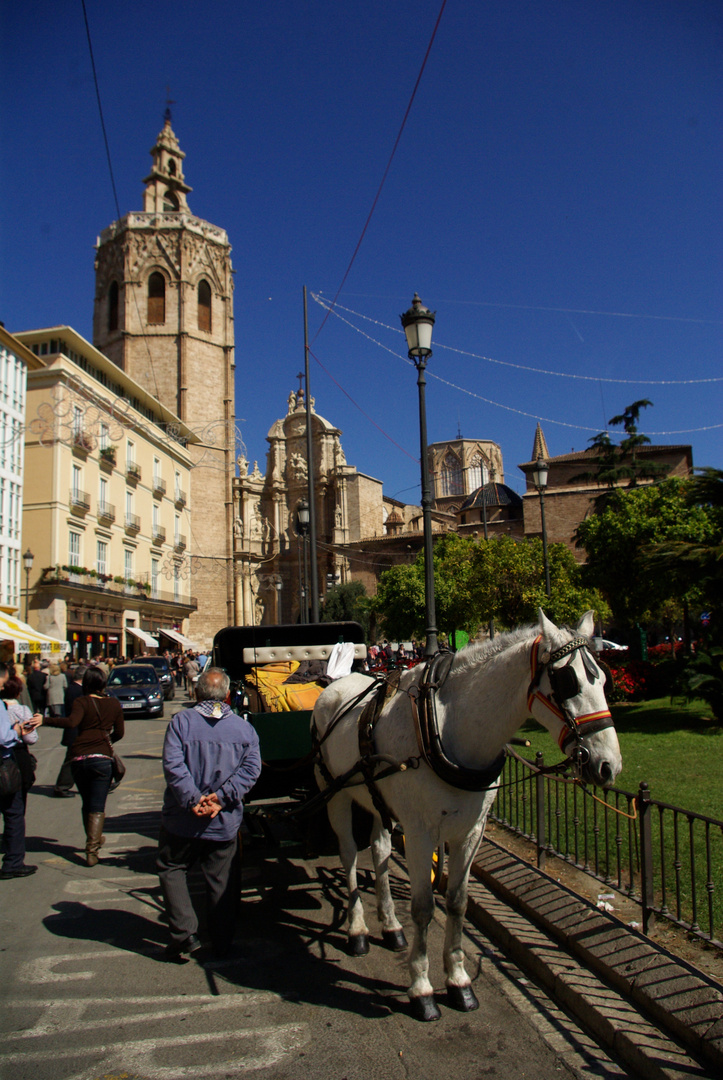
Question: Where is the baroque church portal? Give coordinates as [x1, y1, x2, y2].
[93, 113, 235, 645]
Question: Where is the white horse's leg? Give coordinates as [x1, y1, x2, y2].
[442, 825, 485, 1012]
[404, 831, 442, 1021]
[370, 816, 407, 951]
[326, 792, 370, 955]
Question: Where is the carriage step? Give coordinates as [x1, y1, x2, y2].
[465, 849, 721, 1079]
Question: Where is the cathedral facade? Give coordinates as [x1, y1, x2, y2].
[92, 114, 235, 644]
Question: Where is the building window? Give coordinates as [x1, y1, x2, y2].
[151, 558, 159, 598]
[147, 272, 166, 324]
[69, 530, 81, 567]
[97, 540, 108, 577]
[198, 279, 212, 332]
[72, 404, 84, 439]
[71, 464, 81, 499]
[108, 280, 119, 332]
[468, 453, 488, 492]
[99, 423, 110, 451]
[440, 451, 463, 497]
[152, 504, 160, 532]
[124, 549, 134, 580]
[126, 440, 134, 468]
[173, 563, 180, 602]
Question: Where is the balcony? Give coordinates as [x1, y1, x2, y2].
[152, 476, 167, 498]
[125, 513, 141, 534]
[174, 534, 187, 552]
[72, 430, 93, 455]
[69, 488, 91, 513]
[97, 500, 116, 524]
[152, 525, 167, 545]
[99, 446, 117, 469]
[38, 566, 197, 611]
[174, 488, 187, 507]
[126, 460, 142, 483]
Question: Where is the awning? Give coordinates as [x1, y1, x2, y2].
[0, 611, 69, 655]
[157, 627, 201, 652]
[126, 626, 159, 649]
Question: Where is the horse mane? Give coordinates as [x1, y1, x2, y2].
[447, 624, 538, 679]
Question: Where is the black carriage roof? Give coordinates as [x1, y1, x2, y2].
[212, 621, 366, 681]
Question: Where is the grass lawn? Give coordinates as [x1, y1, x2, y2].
[516, 697, 722, 820]
[503, 698, 723, 941]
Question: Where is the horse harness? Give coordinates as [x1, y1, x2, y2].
[526, 634, 614, 766]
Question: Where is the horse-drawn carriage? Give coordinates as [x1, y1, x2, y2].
[211, 612, 622, 1021]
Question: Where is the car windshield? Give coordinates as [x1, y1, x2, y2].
[109, 668, 159, 686]
[139, 657, 168, 671]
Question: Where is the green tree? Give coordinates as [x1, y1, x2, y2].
[582, 399, 665, 496]
[575, 478, 716, 629]
[322, 580, 370, 638]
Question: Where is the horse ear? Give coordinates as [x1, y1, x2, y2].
[575, 610, 595, 638]
[538, 608, 557, 640]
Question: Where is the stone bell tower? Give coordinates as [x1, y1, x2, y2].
[92, 111, 236, 644]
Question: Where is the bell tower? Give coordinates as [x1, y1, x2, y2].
[92, 113, 236, 644]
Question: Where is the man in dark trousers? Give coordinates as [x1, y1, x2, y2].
[52, 664, 86, 797]
[26, 658, 46, 715]
[157, 668, 261, 959]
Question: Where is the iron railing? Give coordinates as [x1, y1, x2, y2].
[490, 751, 723, 950]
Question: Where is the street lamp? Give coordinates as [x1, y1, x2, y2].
[296, 500, 310, 624]
[531, 457, 551, 599]
[23, 548, 34, 623]
[274, 578, 283, 623]
[400, 293, 438, 657]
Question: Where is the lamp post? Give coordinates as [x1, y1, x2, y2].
[274, 578, 283, 623]
[296, 500, 310, 624]
[400, 293, 438, 657]
[23, 548, 34, 623]
[531, 457, 551, 599]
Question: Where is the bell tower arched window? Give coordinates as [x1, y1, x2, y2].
[198, 279, 212, 332]
[108, 280, 119, 333]
[147, 272, 166, 325]
[163, 189, 179, 211]
[468, 453, 488, 492]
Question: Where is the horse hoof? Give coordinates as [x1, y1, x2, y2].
[410, 994, 442, 1022]
[348, 934, 370, 957]
[447, 985, 479, 1012]
[382, 929, 408, 952]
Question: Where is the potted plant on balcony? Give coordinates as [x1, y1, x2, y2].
[100, 445, 117, 466]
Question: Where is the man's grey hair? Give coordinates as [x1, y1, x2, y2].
[196, 667, 230, 702]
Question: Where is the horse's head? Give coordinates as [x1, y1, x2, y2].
[528, 610, 622, 789]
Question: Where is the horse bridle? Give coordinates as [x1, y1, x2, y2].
[527, 634, 614, 765]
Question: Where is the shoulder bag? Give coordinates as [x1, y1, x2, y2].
[90, 697, 126, 786]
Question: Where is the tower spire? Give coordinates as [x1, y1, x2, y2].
[531, 422, 550, 462]
[143, 112, 191, 213]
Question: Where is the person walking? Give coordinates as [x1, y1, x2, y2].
[0, 663, 43, 879]
[26, 657, 46, 715]
[44, 662, 67, 718]
[156, 668, 261, 959]
[43, 667, 124, 866]
[52, 664, 86, 797]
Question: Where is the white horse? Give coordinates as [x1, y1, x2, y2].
[312, 611, 622, 1021]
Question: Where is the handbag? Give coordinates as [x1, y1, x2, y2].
[0, 756, 22, 799]
[13, 743, 37, 791]
[90, 697, 126, 788]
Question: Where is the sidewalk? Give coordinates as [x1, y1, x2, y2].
[467, 839, 723, 1080]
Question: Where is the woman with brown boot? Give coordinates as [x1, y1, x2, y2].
[43, 667, 124, 865]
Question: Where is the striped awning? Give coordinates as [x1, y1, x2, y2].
[157, 627, 201, 652]
[0, 611, 69, 655]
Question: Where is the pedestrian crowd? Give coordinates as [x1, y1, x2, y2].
[0, 652, 259, 961]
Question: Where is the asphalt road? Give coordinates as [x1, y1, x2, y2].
[0, 694, 627, 1080]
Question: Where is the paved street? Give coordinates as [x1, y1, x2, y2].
[0, 693, 627, 1080]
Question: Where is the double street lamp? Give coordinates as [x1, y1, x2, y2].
[400, 294, 438, 657]
[531, 457, 551, 599]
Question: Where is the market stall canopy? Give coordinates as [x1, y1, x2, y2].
[126, 627, 159, 649]
[0, 612, 69, 655]
[158, 627, 201, 652]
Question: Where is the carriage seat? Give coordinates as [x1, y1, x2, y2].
[241, 643, 365, 713]
[242, 644, 366, 665]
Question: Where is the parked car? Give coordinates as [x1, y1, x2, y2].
[107, 664, 164, 718]
[592, 637, 628, 652]
[136, 654, 175, 700]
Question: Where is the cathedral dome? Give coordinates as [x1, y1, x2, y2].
[460, 482, 522, 513]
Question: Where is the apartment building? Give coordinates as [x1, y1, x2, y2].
[17, 326, 198, 659]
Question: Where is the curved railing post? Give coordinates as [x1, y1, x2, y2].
[536, 751, 546, 869]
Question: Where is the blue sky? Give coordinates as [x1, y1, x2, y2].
[2, 0, 721, 503]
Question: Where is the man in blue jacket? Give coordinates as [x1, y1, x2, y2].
[157, 667, 261, 959]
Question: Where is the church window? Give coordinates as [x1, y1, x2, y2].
[440, 451, 463, 497]
[147, 272, 166, 324]
[108, 280, 119, 332]
[198, 279, 212, 332]
[163, 190, 179, 211]
[468, 453, 488, 492]
[167, 159, 177, 176]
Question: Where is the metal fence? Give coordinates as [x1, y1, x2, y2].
[490, 751, 723, 950]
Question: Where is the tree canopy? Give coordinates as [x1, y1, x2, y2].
[372, 533, 607, 641]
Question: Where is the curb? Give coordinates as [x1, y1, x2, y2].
[469, 840, 722, 1077]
